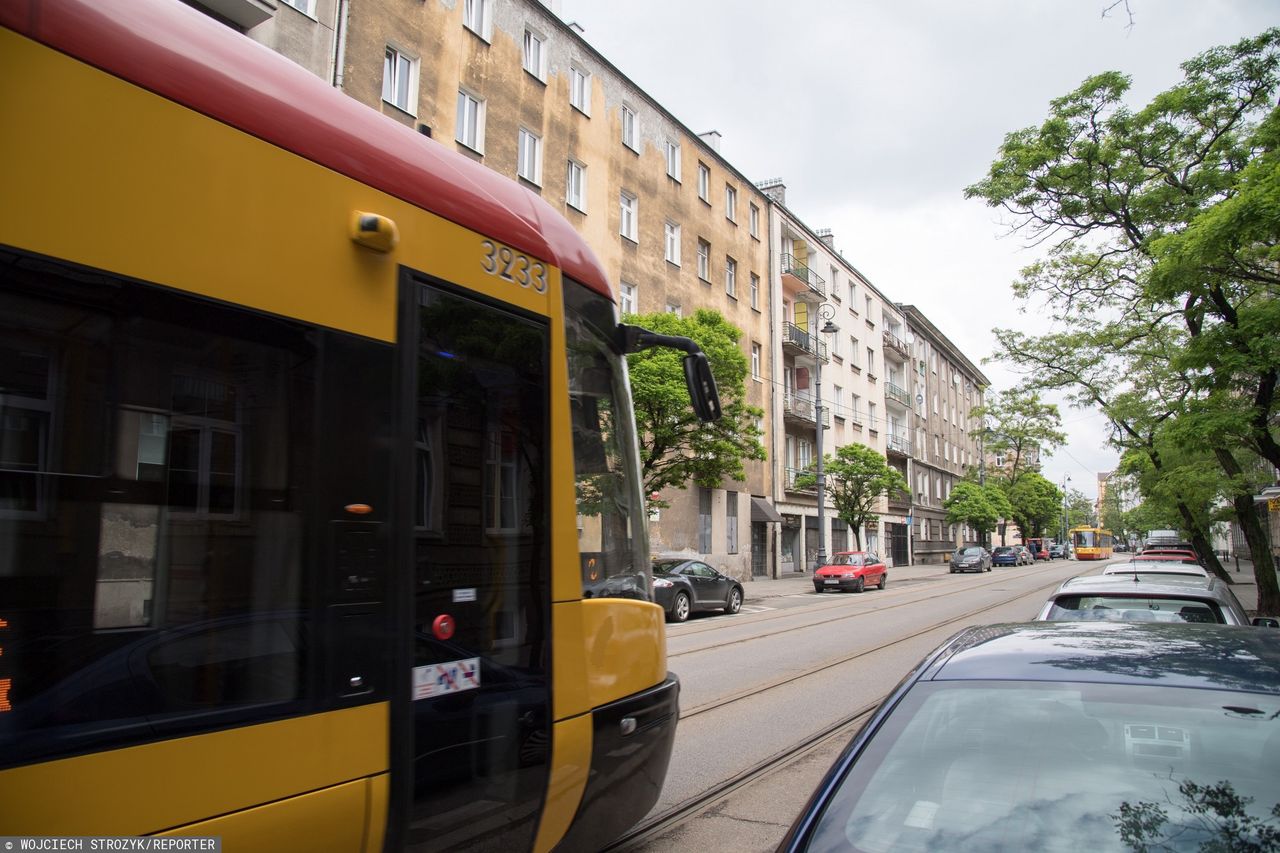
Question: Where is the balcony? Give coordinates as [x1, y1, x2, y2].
[882, 329, 910, 361]
[781, 322, 828, 362]
[885, 381, 911, 408]
[783, 391, 829, 428]
[887, 488, 911, 511]
[780, 254, 826, 300]
[784, 467, 817, 493]
[885, 433, 913, 458]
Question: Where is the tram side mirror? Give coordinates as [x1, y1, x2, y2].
[617, 324, 723, 423]
[682, 352, 722, 423]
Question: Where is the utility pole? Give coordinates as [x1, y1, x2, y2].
[813, 304, 838, 569]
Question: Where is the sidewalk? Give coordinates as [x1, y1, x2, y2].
[741, 557, 1274, 615]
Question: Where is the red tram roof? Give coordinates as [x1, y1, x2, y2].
[2, 0, 614, 301]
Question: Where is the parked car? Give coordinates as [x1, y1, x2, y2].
[814, 551, 887, 593]
[1033, 574, 1261, 626]
[777, 622, 1280, 853]
[990, 546, 1021, 567]
[1013, 545, 1035, 565]
[949, 546, 991, 574]
[1138, 547, 1200, 562]
[650, 558, 744, 623]
[1048, 542, 1066, 559]
[1101, 559, 1209, 579]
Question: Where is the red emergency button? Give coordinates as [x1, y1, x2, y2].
[432, 614, 456, 641]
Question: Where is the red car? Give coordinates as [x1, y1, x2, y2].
[814, 551, 887, 594]
[1025, 538, 1051, 561]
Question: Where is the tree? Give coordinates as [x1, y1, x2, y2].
[944, 480, 1012, 546]
[965, 29, 1280, 611]
[976, 389, 1067, 487]
[1004, 471, 1063, 542]
[794, 444, 908, 550]
[624, 309, 766, 501]
[1065, 488, 1095, 529]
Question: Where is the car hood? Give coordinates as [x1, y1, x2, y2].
[815, 565, 863, 576]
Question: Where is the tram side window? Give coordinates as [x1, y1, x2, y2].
[0, 255, 317, 767]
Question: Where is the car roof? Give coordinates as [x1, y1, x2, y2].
[1102, 560, 1207, 575]
[923, 622, 1280, 693]
[833, 551, 870, 556]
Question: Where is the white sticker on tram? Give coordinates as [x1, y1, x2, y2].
[413, 658, 481, 699]
[453, 588, 478, 602]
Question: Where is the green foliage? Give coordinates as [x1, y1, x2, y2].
[943, 480, 1011, 541]
[967, 27, 1280, 610]
[625, 309, 766, 501]
[1065, 488, 1096, 528]
[1002, 471, 1063, 541]
[976, 389, 1067, 486]
[794, 444, 909, 549]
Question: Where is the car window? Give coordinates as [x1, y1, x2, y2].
[688, 563, 714, 578]
[1046, 596, 1226, 623]
[803, 681, 1280, 852]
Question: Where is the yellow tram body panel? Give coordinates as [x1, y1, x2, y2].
[0, 704, 387, 839]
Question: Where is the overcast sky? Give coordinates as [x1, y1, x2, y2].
[554, 0, 1276, 500]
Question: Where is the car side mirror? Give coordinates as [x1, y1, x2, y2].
[1251, 616, 1279, 628]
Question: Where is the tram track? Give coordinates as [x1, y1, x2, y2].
[603, 569, 1074, 850]
[668, 563, 1070, 662]
[602, 702, 879, 852]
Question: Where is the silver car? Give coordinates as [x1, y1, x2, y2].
[1033, 574, 1263, 626]
[1101, 559, 1208, 579]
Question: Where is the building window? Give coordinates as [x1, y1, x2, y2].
[725, 184, 737, 222]
[751, 343, 761, 379]
[382, 46, 417, 114]
[664, 221, 681, 265]
[867, 347, 876, 376]
[280, 0, 315, 14]
[664, 139, 681, 180]
[620, 282, 636, 315]
[852, 393, 862, 422]
[566, 159, 586, 211]
[455, 89, 484, 153]
[517, 127, 541, 185]
[697, 239, 710, 281]
[619, 191, 637, 241]
[725, 256, 737, 297]
[522, 28, 546, 80]
[750, 273, 760, 309]
[868, 402, 877, 427]
[622, 103, 638, 151]
[851, 337, 860, 365]
[849, 280, 857, 305]
[865, 295, 874, 324]
[665, 301, 682, 317]
[749, 203, 760, 238]
[726, 490, 738, 554]
[463, 0, 489, 39]
[485, 423, 519, 532]
[833, 385, 844, 417]
[699, 488, 712, 553]
[570, 64, 591, 115]
[697, 162, 710, 202]
[830, 330, 841, 359]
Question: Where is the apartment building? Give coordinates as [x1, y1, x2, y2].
[191, 0, 342, 81]
[762, 185, 900, 571]
[900, 306, 989, 564]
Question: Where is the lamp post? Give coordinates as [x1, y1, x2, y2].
[814, 304, 838, 570]
[1060, 473, 1072, 548]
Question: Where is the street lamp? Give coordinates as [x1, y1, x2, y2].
[1060, 474, 1072, 548]
[814, 304, 838, 570]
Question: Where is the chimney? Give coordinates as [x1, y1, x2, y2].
[756, 177, 786, 205]
[698, 130, 722, 152]
[567, 21, 584, 34]
[816, 228, 835, 249]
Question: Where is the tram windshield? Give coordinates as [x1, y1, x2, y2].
[564, 280, 651, 602]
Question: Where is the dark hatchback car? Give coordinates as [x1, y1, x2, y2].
[948, 546, 990, 573]
[990, 546, 1021, 567]
[778, 622, 1280, 852]
[651, 558, 744, 623]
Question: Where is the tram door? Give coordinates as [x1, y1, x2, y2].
[403, 280, 552, 852]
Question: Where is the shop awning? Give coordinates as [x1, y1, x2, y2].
[751, 497, 784, 524]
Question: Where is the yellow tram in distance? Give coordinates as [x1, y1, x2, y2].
[1070, 526, 1116, 561]
[0, 0, 720, 849]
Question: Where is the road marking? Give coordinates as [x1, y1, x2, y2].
[740, 604, 775, 613]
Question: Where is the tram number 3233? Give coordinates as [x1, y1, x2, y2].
[481, 240, 548, 294]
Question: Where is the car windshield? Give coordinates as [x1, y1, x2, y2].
[651, 559, 684, 575]
[993, 547, 1013, 555]
[830, 554, 865, 566]
[957, 548, 983, 557]
[1045, 596, 1225, 624]
[804, 681, 1280, 852]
